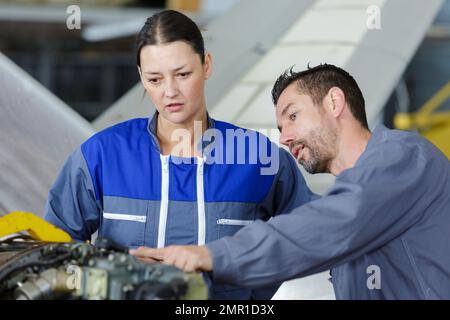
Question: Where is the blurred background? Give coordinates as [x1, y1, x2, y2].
[0, 0, 237, 121]
[1, 0, 449, 300]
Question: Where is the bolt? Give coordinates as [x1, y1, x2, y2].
[153, 269, 163, 277]
[122, 285, 134, 292]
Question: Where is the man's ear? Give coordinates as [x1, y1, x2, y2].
[204, 52, 212, 80]
[327, 87, 346, 118]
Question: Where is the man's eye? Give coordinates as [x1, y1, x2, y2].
[177, 72, 191, 78]
[289, 113, 297, 121]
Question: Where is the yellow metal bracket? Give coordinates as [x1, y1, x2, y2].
[394, 80, 450, 158]
[0, 211, 72, 243]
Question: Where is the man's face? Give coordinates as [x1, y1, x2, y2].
[276, 83, 338, 174]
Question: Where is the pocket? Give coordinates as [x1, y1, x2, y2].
[217, 219, 253, 226]
[99, 196, 148, 248]
[217, 218, 254, 238]
[215, 203, 256, 238]
[101, 212, 146, 248]
[103, 212, 146, 223]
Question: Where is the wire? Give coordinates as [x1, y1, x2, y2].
[0, 251, 72, 285]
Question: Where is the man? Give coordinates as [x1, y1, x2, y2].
[130, 64, 450, 299]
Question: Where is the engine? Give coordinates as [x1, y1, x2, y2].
[0, 236, 207, 300]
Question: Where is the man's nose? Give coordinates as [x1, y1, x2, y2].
[279, 129, 295, 147]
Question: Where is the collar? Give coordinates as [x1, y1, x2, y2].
[351, 124, 388, 169]
[146, 111, 216, 155]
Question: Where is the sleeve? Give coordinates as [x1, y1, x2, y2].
[43, 147, 101, 242]
[258, 147, 319, 219]
[207, 140, 431, 287]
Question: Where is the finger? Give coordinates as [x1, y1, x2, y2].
[129, 247, 155, 255]
[129, 247, 146, 254]
[177, 251, 196, 272]
[134, 254, 164, 263]
[137, 257, 160, 264]
[187, 252, 206, 272]
[173, 256, 189, 272]
[130, 247, 166, 260]
[183, 259, 198, 273]
[179, 254, 190, 272]
[163, 252, 177, 266]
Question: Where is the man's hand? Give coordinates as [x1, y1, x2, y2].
[129, 245, 213, 273]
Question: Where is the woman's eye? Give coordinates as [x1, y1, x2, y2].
[147, 78, 161, 84]
[289, 113, 297, 121]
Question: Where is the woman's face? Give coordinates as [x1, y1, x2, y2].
[138, 41, 212, 125]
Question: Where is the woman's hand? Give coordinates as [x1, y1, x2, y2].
[129, 245, 213, 273]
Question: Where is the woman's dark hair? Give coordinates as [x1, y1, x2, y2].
[136, 10, 205, 67]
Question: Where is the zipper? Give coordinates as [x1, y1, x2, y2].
[197, 157, 206, 245]
[217, 218, 253, 226]
[157, 154, 170, 248]
[103, 212, 146, 223]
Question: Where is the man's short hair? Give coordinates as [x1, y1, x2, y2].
[271, 63, 369, 130]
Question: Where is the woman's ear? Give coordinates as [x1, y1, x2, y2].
[204, 53, 212, 80]
[137, 66, 148, 101]
[137, 66, 144, 83]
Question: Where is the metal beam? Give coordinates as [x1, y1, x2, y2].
[0, 53, 94, 217]
[345, 0, 444, 126]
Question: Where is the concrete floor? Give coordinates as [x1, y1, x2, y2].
[272, 271, 335, 300]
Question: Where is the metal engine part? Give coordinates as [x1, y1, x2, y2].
[0, 237, 207, 300]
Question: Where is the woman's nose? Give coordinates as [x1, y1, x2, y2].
[165, 80, 179, 98]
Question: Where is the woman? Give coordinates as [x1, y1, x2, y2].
[44, 10, 315, 299]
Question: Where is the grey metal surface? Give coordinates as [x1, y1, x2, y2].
[0, 53, 95, 217]
[345, 0, 444, 125]
[0, 4, 165, 24]
[0, 4, 211, 43]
